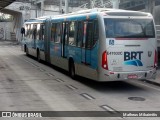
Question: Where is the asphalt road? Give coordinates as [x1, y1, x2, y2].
[0, 41, 160, 120]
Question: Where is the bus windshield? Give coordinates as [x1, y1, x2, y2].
[104, 18, 155, 38]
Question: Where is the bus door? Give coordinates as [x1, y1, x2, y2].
[61, 22, 68, 58]
[81, 21, 94, 65]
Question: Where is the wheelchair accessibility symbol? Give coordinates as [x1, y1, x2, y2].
[109, 40, 114, 45]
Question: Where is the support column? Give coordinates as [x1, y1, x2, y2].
[41, 0, 44, 16]
[100, 0, 104, 7]
[145, 0, 155, 15]
[111, 0, 119, 9]
[145, 0, 155, 14]
[35, 4, 38, 18]
[89, 0, 93, 9]
[65, 0, 69, 14]
[59, 0, 63, 14]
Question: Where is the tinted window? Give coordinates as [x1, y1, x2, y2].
[55, 23, 61, 43]
[30, 24, 33, 39]
[37, 24, 40, 40]
[26, 24, 31, 38]
[93, 20, 98, 45]
[86, 21, 94, 49]
[85, 20, 98, 49]
[51, 23, 56, 41]
[104, 18, 155, 38]
[77, 21, 83, 47]
[41, 24, 45, 40]
[33, 24, 37, 39]
[62, 22, 69, 45]
[25, 25, 28, 37]
[69, 22, 76, 46]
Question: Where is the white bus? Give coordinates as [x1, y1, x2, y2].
[22, 8, 157, 81]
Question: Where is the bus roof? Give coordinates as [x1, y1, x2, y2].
[25, 8, 152, 24]
[57, 8, 151, 17]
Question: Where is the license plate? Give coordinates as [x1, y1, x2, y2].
[128, 74, 138, 79]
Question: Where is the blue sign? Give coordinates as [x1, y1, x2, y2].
[124, 51, 143, 66]
[109, 40, 114, 45]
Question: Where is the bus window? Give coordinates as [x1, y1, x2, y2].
[32, 24, 37, 40]
[30, 24, 33, 39]
[65, 23, 69, 45]
[37, 24, 40, 40]
[62, 22, 69, 45]
[55, 23, 61, 43]
[69, 21, 76, 46]
[82, 20, 98, 49]
[93, 20, 98, 45]
[82, 22, 87, 48]
[86, 21, 94, 49]
[27, 24, 31, 38]
[51, 23, 56, 41]
[40, 24, 45, 40]
[145, 23, 155, 37]
[25, 25, 28, 37]
[104, 18, 155, 38]
[77, 21, 83, 47]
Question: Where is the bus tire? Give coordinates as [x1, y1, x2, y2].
[37, 50, 41, 62]
[24, 45, 27, 52]
[69, 61, 76, 79]
[26, 46, 29, 56]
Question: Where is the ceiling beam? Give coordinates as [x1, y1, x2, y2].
[0, 0, 16, 10]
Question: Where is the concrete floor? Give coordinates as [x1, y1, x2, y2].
[0, 41, 160, 120]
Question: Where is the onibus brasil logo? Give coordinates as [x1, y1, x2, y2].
[124, 51, 143, 66]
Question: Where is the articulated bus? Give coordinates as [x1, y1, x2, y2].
[22, 8, 157, 81]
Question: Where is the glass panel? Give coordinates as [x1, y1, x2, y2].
[30, 24, 33, 39]
[37, 24, 40, 40]
[82, 22, 87, 48]
[93, 20, 98, 45]
[41, 24, 45, 40]
[64, 22, 69, 45]
[77, 21, 83, 47]
[51, 23, 56, 41]
[33, 24, 37, 40]
[86, 22, 94, 49]
[104, 18, 155, 38]
[69, 22, 76, 46]
[55, 23, 61, 43]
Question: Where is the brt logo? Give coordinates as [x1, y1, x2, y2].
[124, 51, 143, 66]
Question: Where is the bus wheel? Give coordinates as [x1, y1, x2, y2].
[26, 46, 29, 56]
[69, 62, 76, 79]
[37, 50, 41, 62]
[24, 45, 26, 52]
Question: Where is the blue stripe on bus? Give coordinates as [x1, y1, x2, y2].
[25, 20, 45, 23]
[51, 13, 97, 22]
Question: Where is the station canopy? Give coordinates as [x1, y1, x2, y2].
[0, 0, 16, 10]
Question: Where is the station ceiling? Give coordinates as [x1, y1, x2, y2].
[0, 0, 16, 10]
